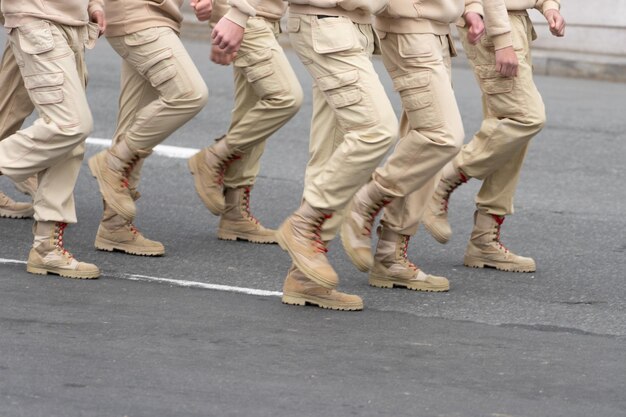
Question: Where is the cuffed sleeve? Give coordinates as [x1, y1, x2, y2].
[483, 0, 512, 49]
[540, 0, 560, 14]
[491, 32, 513, 50]
[210, 0, 232, 28]
[464, 0, 483, 18]
[226, 0, 259, 27]
[458, 0, 483, 28]
[88, 0, 104, 17]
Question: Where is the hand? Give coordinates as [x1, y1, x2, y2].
[212, 17, 245, 54]
[190, 0, 212, 21]
[211, 43, 236, 65]
[90, 10, 106, 36]
[464, 12, 485, 45]
[544, 9, 565, 37]
[495, 46, 519, 77]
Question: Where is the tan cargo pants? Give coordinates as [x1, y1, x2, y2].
[106, 26, 208, 189]
[374, 32, 464, 236]
[223, 17, 303, 188]
[456, 11, 546, 216]
[287, 13, 398, 241]
[0, 20, 96, 223]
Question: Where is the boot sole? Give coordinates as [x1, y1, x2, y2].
[282, 292, 363, 311]
[423, 221, 451, 244]
[187, 156, 224, 216]
[217, 229, 277, 244]
[340, 223, 372, 272]
[95, 236, 165, 256]
[26, 264, 100, 279]
[463, 255, 536, 273]
[88, 154, 135, 220]
[276, 225, 337, 290]
[369, 274, 449, 292]
[0, 208, 34, 219]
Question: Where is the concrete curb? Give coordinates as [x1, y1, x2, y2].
[181, 18, 626, 83]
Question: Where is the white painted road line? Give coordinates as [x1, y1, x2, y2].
[0, 258, 282, 298]
[122, 274, 282, 297]
[87, 137, 199, 159]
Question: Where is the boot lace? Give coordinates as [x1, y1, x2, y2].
[55, 222, 74, 259]
[129, 223, 140, 235]
[437, 172, 468, 213]
[399, 234, 418, 271]
[492, 215, 509, 253]
[311, 213, 332, 254]
[241, 187, 259, 224]
[363, 199, 390, 236]
[215, 154, 241, 186]
[121, 156, 141, 189]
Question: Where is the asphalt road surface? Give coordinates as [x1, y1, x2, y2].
[1, 30, 625, 417]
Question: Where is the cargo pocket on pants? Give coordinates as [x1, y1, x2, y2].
[23, 71, 78, 127]
[16, 20, 71, 62]
[317, 68, 378, 130]
[24, 72, 64, 104]
[234, 47, 287, 98]
[392, 70, 444, 130]
[312, 16, 357, 55]
[476, 65, 525, 118]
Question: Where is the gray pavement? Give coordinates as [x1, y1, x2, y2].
[1, 32, 626, 417]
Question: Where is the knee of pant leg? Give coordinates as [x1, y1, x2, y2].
[61, 112, 93, 144]
[288, 84, 304, 115]
[264, 82, 303, 117]
[528, 106, 546, 134]
[195, 83, 210, 109]
[377, 108, 399, 147]
[179, 82, 209, 111]
[156, 66, 208, 109]
[368, 123, 398, 157]
[449, 123, 465, 154]
[517, 93, 546, 135]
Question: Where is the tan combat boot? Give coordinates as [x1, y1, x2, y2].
[341, 181, 391, 272]
[276, 200, 338, 289]
[27, 221, 100, 279]
[0, 191, 34, 219]
[282, 263, 363, 311]
[88, 139, 149, 220]
[422, 163, 469, 244]
[369, 226, 449, 292]
[218, 186, 276, 244]
[464, 211, 536, 272]
[188, 137, 241, 216]
[94, 199, 165, 256]
[14, 175, 38, 198]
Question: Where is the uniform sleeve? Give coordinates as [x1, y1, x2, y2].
[536, 0, 560, 15]
[88, 0, 104, 17]
[210, 0, 232, 28]
[464, 0, 483, 19]
[224, 0, 261, 28]
[483, 0, 512, 50]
